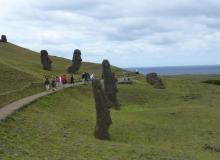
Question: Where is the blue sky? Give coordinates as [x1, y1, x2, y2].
[0, 0, 220, 67]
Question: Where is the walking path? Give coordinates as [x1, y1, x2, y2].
[0, 82, 83, 121]
[0, 77, 133, 121]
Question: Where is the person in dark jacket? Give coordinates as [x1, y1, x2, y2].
[51, 77, 56, 91]
[70, 75, 74, 84]
[44, 78, 50, 91]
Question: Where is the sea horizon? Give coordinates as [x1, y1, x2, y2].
[125, 64, 220, 76]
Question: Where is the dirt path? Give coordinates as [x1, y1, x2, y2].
[0, 77, 132, 121]
[0, 82, 83, 121]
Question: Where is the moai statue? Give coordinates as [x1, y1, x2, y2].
[92, 79, 112, 140]
[67, 49, 82, 74]
[102, 60, 120, 110]
[40, 50, 52, 71]
[146, 72, 165, 89]
[1, 35, 7, 43]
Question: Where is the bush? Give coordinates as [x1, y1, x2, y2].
[202, 80, 220, 85]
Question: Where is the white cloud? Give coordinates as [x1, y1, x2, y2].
[0, 0, 220, 67]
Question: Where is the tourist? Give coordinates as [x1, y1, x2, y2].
[90, 73, 94, 80]
[55, 76, 59, 87]
[51, 77, 56, 91]
[44, 78, 50, 91]
[59, 75, 62, 87]
[61, 74, 67, 84]
[70, 75, 74, 84]
[87, 72, 91, 81]
[82, 72, 86, 84]
[85, 72, 89, 82]
[63, 74, 67, 84]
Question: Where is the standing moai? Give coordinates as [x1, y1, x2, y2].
[40, 50, 52, 71]
[102, 60, 120, 110]
[0, 35, 7, 43]
[67, 49, 82, 74]
[92, 79, 112, 140]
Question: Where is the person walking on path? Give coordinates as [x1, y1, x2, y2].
[44, 78, 50, 91]
[70, 75, 74, 84]
[82, 72, 86, 84]
[63, 74, 67, 84]
[84, 72, 90, 83]
[55, 76, 60, 87]
[59, 75, 62, 87]
[51, 77, 56, 91]
[90, 73, 94, 80]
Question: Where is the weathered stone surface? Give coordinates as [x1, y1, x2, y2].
[92, 79, 112, 140]
[40, 50, 52, 71]
[102, 60, 120, 109]
[146, 72, 165, 89]
[67, 49, 82, 74]
[0, 35, 7, 43]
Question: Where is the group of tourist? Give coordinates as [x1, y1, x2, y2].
[44, 72, 95, 91]
[81, 72, 94, 83]
[44, 74, 74, 91]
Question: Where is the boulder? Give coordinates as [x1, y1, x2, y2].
[92, 79, 112, 140]
[67, 49, 82, 74]
[102, 60, 120, 110]
[40, 50, 52, 71]
[146, 72, 165, 89]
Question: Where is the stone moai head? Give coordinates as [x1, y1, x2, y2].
[1, 35, 7, 43]
[67, 49, 82, 74]
[40, 50, 52, 71]
[92, 79, 112, 140]
[102, 60, 111, 77]
[102, 60, 120, 109]
[146, 72, 165, 89]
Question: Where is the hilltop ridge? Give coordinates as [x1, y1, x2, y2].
[0, 42, 123, 107]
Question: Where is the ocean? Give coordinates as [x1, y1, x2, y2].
[125, 65, 220, 76]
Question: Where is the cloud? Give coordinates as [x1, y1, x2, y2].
[0, 0, 220, 67]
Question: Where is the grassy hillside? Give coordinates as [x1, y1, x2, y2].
[0, 43, 123, 79]
[0, 75, 220, 159]
[0, 42, 124, 107]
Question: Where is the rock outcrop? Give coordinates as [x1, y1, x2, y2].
[67, 49, 82, 74]
[92, 79, 112, 140]
[146, 72, 165, 89]
[0, 35, 7, 43]
[102, 60, 120, 110]
[40, 50, 52, 71]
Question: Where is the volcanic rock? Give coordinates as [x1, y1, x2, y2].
[40, 50, 52, 71]
[146, 72, 165, 89]
[92, 79, 112, 140]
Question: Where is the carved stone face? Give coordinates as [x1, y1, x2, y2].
[102, 60, 111, 75]
[103, 60, 110, 68]
[102, 59, 120, 109]
[1, 35, 7, 43]
[73, 49, 82, 63]
[40, 50, 52, 71]
[67, 49, 82, 74]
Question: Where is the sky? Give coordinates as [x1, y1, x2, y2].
[0, 0, 220, 67]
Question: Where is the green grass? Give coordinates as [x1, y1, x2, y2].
[0, 75, 220, 159]
[0, 63, 39, 93]
[0, 83, 44, 108]
[0, 43, 123, 79]
[203, 80, 220, 85]
[0, 42, 124, 107]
